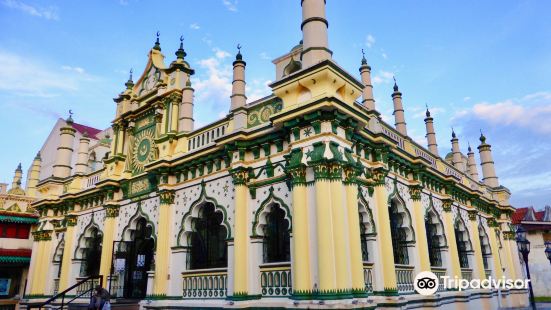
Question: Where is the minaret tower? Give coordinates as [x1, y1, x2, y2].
[75, 132, 91, 175]
[359, 50, 375, 110]
[230, 45, 247, 130]
[179, 77, 194, 133]
[26, 152, 42, 198]
[53, 113, 76, 179]
[11, 163, 22, 190]
[451, 129, 462, 170]
[392, 77, 407, 135]
[467, 143, 480, 180]
[301, 0, 332, 67]
[478, 132, 499, 187]
[424, 106, 438, 155]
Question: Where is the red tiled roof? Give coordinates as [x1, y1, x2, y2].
[0, 249, 32, 257]
[512, 207, 528, 224]
[72, 122, 102, 140]
[536, 211, 545, 221]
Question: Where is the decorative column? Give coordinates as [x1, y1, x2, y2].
[170, 95, 179, 133]
[26, 152, 42, 198]
[29, 230, 54, 295]
[75, 134, 91, 175]
[344, 167, 365, 296]
[11, 163, 22, 189]
[230, 49, 247, 131]
[99, 204, 119, 285]
[58, 215, 78, 291]
[409, 184, 431, 272]
[424, 108, 438, 156]
[124, 121, 135, 172]
[487, 218, 504, 279]
[478, 133, 499, 187]
[468, 210, 486, 280]
[301, 0, 332, 67]
[371, 168, 397, 294]
[441, 199, 461, 280]
[153, 190, 175, 296]
[502, 230, 520, 280]
[179, 79, 194, 133]
[313, 163, 337, 294]
[116, 123, 126, 155]
[359, 52, 375, 110]
[53, 116, 76, 178]
[287, 164, 312, 297]
[467, 144, 480, 180]
[329, 163, 352, 293]
[391, 79, 407, 136]
[230, 167, 251, 298]
[451, 130, 462, 170]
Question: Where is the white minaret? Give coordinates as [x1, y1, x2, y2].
[26, 152, 42, 198]
[75, 133, 91, 175]
[301, 0, 332, 68]
[391, 78, 407, 136]
[179, 78, 194, 133]
[359, 50, 375, 110]
[424, 107, 438, 156]
[478, 132, 499, 187]
[467, 143, 480, 181]
[230, 46, 247, 130]
[53, 114, 76, 179]
[451, 130, 462, 170]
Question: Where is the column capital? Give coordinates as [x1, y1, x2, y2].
[159, 190, 175, 205]
[343, 165, 358, 185]
[230, 166, 251, 186]
[65, 214, 78, 226]
[408, 184, 423, 201]
[442, 198, 454, 212]
[287, 165, 307, 187]
[467, 209, 478, 221]
[370, 167, 388, 187]
[503, 231, 516, 240]
[104, 204, 120, 217]
[487, 218, 499, 228]
[32, 230, 53, 241]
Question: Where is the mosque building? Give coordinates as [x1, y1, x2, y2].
[21, 0, 528, 308]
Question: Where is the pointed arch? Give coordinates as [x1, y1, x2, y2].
[479, 224, 492, 270]
[425, 197, 447, 267]
[387, 181, 415, 242]
[120, 202, 157, 245]
[53, 237, 65, 263]
[454, 215, 473, 268]
[74, 217, 102, 260]
[177, 182, 231, 246]
[425, 197, 447, 248]
[358, 192, 376, 236]
[251, 186, 291, 237]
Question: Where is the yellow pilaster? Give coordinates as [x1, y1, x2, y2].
[153, 191, 174, 295]
[170, 101, 179, 133]
[330, 164, 351, 291]
[441, 199, 462, 279]
[58, 215, 78, 290]
[231, 168, 250, 296]
[28, 238, 44, 295]
[99, 205, 119, 286]
[410, 185, 431, 272]
[313, 164, 336, 292]
[30, 230, 53, 295]
[116, 126, 125, 154]
[468, 210, 487, 280]
[344, 168, 365, 294]
[372, 169, 397, 293]
[487, 220, 504, 279]
[502, 230, 519, 280]
[288, 166, 311, 294]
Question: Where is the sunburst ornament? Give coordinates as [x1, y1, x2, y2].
[132, 129, 156, 173]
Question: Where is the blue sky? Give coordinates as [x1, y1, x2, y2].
[1, 0, 550, 209]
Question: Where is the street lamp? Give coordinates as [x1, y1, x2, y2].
[545, 241, 551, 265]
[515, 226, 536, 310]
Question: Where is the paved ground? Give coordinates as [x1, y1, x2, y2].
[500, 303, 551, 309]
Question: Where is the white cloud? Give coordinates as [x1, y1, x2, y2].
[247, 79, 272, 102]
[458, 92, 551, 134]
[213, 48, 231, 59]
[192, 54, 233, 107]
[381, 52, 388, 59]
[365, 34, 376, 48]
[372, 70, 394, 84]
[222, 0, 238, 12]
[190, 23, 200, 30]
[463, 96, 471, 102]
[61, 65, 85, 74]
[2, 0, 58, 20]
[0, 51, 86, 97]
[259, 52, 271, 60]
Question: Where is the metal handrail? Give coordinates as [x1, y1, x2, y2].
[26, 275, 103, 309]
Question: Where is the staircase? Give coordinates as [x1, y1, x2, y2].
[23, 275, 102, 309]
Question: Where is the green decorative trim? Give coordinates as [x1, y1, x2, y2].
[24, 294, 51, 299]
[408, 184, 423, 201]
[0, 215, 38, 224]
[145, 293, 167, 300]
[230, 167, 251, 186]
[65, 214, 78, 226]
[291, 288, 357, 300]
[371, 167, 388, 187]
[251, 186, 292, 237]
[372, 287, 399, 296]
[104, 204, 120, 218]
[0, 256, 31, 264]
[32, 230, 52, 241]
[442, 198, 454, 212]
[228, 292, 262, 301]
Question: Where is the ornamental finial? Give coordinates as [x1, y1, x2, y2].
[361, 49, 367, 65]
[236, 43, 243, 60]
[153, 31, 161, 51]
[393, 76, 399, 92]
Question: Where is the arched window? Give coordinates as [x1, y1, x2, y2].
[359, 213, 369, 261]
[389, 201, 409, 265]
[262, 204, 290, 263]
[425, 213, 442, 267]
[479, 226, 492, 270]
[80, 227, 102, 276]
[189, 203, 228, 269]
[454, 220, 470, 268]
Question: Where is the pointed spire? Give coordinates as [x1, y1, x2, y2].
[467, 141, 479, 181]
[391, 76, 407, 135]
[16, 163, 22, 172]
[450, 129, 462, 170]
[424, 104, 438, 155]
[34, 151, 41, 160]
[359, 49, 375, 110]
[425, 103, 431, 117]
[477, 130, 499, 187]
[125, 68, 134, 90]
[153, 31, 161, 51]
[236, 43, 243, 61]
[301, 0, 332, 67]
[451, 127, 456, 138]
[175, 35, 187, 60]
